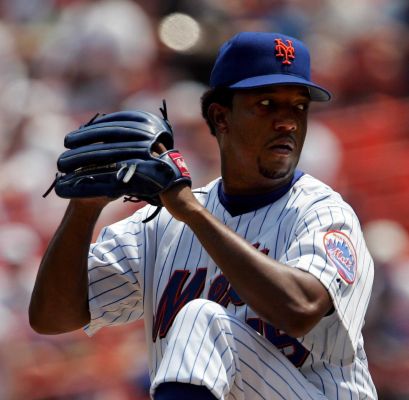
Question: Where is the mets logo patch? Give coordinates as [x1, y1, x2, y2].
[274, 38, 295, 65]
[323, 230, 357, 284]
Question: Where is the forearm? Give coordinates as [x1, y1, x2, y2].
[161, 185, 331, 336]
[184, 206, 324, 333]
[29, 199, 107, 334]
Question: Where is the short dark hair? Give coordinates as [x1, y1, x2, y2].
[200, 87, 234, 136]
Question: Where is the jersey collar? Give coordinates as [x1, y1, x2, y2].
[218, 170, 304, 217]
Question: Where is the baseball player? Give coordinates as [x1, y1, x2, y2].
[29, 32, 378, 399]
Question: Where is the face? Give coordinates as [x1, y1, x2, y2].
[213, 85, 310, 194]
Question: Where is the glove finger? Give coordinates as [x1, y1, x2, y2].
[55, 161, 166, 203]
[57, 141, 151, 172]
[86, 110, 162, 125]
[64, 123, 162, 148]
[65, 111, 174, 149]
[55, 170, 128, 199]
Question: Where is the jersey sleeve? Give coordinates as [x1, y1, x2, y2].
[84, 213, 145, 336]
[281, 203, 374, 365]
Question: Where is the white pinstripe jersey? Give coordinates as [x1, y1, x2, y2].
[85, 173, 377, 398]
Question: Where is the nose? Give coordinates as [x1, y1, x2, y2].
[273, 117, 297, 132]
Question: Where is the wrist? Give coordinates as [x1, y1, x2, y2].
[160, 184, 205, 223]
[68, 198, 108, 221]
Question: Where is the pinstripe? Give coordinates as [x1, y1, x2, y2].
[142, 216, 148, 309]
[322, 361, 339, 400]
[339, 207, 347, 231]
[214, 196, 224, 216]
[163, 301, 207, 379]
[225, 317, 321, 400]
[183, 229, 196, 269]
[153, 209, 161, 260]
[124, 297, 144, 322]
[239, 357, 279, 399]
[92, 288, 139, 309]
[328, 206, 334, 225]
[89, 241, 142, 259]
[159, 212, 174, 239]
[237, 346, 298, 400]
[222, 208, 228, 224]
[99, 243, 121, 260]
[303, 218, 310, 234]
[275, 189, 300, 223]
[351, 262, 372, 348]
[243, 211, 257, 239]
[88, 255, 127, 272]
[309, 230, 317, 272]
[315, 209, 322, 226]
[91, 307, 123, 321]
[328, 231, 369, 343]
[339, 366, 354, 400]
[257, 205, 270, 235]
[166, 224, 187, 282]
[309, 353, 326, 395]
[154, 247, 172, 311]
[86, 175, 376, 399]
[223, 359, 235, 391]
[208, 184, 220, 215]
[199, 335, 228, 385]
[187, 315, 221, 383]
[208, 354, 225, 392]
[89, 279, 137, 302]
[232, 374, 245, 392]
[195, 186, 216, 267]
[275, 214, 288, 260]
[89, 267, 133, 286]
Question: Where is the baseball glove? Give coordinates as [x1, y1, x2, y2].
[44, 105, 191, 220]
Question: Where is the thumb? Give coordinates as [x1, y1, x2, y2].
[151, 142, 168, 157]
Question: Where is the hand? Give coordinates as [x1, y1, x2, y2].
[153, 141, 200, 221]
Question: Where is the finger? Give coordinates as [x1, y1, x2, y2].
[151, 142, 168, 157]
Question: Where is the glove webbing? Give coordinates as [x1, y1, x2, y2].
[42, 112, 106, 198]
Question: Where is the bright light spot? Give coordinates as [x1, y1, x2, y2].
[158, 13, 201, 52]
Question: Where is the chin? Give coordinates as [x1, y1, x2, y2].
[259, 162, 296, 181]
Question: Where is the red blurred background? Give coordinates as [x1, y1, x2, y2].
[0, 0, 408, 398]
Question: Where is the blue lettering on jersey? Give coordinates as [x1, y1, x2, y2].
[152, 244, 309, 367]
[246, 318, 309, 367]
[208, 274, 245, 307]
[152, 268, 207, 341]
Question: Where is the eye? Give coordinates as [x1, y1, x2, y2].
[295, 103, 308, 111]
[260, 99, 272, 106]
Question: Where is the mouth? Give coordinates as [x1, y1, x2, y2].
[267, 139, 296, 155]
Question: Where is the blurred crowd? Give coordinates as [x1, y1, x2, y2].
[0, 0, 408, 398]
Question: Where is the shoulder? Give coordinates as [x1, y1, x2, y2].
[293, 173, 351, 211]
[290, 174, 366, 241]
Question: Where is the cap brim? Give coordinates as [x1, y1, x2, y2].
[228, 74, 331, 102]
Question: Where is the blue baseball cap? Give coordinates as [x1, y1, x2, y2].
[210, 32, 331, 102]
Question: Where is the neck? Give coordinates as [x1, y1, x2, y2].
[221, 171, 295, 196]
[218, 170, 304, 216]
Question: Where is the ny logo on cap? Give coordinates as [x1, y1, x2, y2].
[274, 38, 295, 65]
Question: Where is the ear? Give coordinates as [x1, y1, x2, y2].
[207, 103, 230, 135]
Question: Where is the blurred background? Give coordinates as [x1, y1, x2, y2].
[0, 0, 408, 398]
